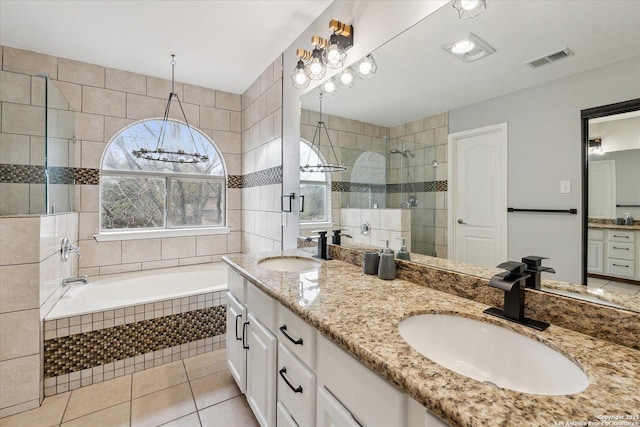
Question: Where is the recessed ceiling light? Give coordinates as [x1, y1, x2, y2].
[451, 40, 476, 55]
[442, 33, 495, 63]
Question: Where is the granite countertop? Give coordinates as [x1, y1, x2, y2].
[223, 249, 640, 427]
[588, 223, 640, 231]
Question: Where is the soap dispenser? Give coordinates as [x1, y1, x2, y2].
[396, 237, 411, 261]
[624, 213, 634, 225]
[378, 240, 396, 280]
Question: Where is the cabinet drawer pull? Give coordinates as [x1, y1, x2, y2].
[612, 247, 630, 250]
[242, 321, 250, 349]
[613, 235, 630, 238]
[279, 367, 303, 393]
[612, 263, 629, 268]
[234, 313, 243, 341]
[279, 324, 304, 345]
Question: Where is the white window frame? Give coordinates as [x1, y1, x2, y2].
[300, 139, 331, 227]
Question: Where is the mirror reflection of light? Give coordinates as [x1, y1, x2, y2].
[461, 0, 480, 11]
[299, 271, 320, 307]
[358, 61, 372, 75]
[340, 71, 354, 85]
[323, 80, 337, 93]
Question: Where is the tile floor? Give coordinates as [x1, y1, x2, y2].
[0, 349, 259, 427]
[587, 276, 640, 295]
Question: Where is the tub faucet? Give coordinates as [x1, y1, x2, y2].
[62, 275, 88, 286]
[483, 261, 549, 331]
[522, 256, 556, 290]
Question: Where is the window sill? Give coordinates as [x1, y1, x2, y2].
[93, 227, 232, 242]
[299, 221, 333, 230]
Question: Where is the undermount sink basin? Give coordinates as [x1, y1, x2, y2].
[399, 314, 589, 395]
[257, 256, 320, 272]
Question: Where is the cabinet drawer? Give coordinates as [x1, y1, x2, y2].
[317, 334, 406, 427]
[227, 268, 246, 304]
[278, 344, 316, 427]
[608, 230, 635, 243]
[278, 304, 316, 369]
[607, 242, 635, 261]
[277, 402, 299, 427]
[588, 229, 604, 241]
[247, 282, 276, 332]
[607, 259, 635, 278]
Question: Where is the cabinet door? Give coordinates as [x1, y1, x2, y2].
[316, 386, 360, 427]
[247, 312, 277, 427]
[226, 292, 247, 393]
[587, 240, 604, 273]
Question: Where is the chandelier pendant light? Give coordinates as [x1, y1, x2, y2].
[453, 0, 488, 19]
[301, 91, 346, 174]
[132, 55, 208, 164]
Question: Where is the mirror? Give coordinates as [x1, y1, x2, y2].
[298, 1, 640, 312]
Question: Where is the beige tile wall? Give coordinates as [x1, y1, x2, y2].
[0, 212, 78, 418]
[1, 46, 243, 275]
[241, 55, 283, 253]
[390, 112, 449, 257]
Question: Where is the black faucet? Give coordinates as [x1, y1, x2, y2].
[332, 229, 352, 246]
[522, 256, 556, 290]
[304, 231, 330, 260]
[483, 261, 549, 331]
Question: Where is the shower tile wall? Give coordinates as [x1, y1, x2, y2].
[390, 113, 448, 257]
[0, 212, 78, 418]
[241, 55, 283, 253]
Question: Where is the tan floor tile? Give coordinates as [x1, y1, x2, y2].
[198, 396, 258, 427]
[158, 412, 200, 427]
[62, 375, 131, 422]
[60, 402, 130, 427]
[0, 392, 70, 427]
[132, 360, 188, 398]
[190, 370, 241, 410]
[131, 382, 196, 427]
[183, 348, 227, 381]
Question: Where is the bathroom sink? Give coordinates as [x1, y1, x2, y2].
[398, 314, 589, 395]
[258, 256, 321, 272]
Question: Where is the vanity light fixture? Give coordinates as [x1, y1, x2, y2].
[355, 53, 377, 79]
[300, 90, 346, 174]
[588, 138, 604, 155]
[131, 55, 208, 164]
[322, 78, 338, 95]
[453, 0, 488, 19]
[291, 56, 311, 89]
[290, 19, 354, 88]
[442, 33, 495, 63]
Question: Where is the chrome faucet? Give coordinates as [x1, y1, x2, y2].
[62, 275, 88, 286]
[522, 256, 556, 290]
[483, 261, 549, 331]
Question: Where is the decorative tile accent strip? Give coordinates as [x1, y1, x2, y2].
[242, 166, 282, 188]
[228, 175, 242, 188]
[44, 305, 226, 377]
[332, 180, 447, 193]
[74, 167, 100, 185]
[0, 164, 46, 184]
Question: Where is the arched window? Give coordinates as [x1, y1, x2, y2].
[101, 119, 226, 231]
[300, 140, 330, 223]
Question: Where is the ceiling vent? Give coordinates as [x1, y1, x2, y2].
[526, 48, 574, 69]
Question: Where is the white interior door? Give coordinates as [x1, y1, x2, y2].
[448, 123, 507, 268]
[588, 160, 616, 219]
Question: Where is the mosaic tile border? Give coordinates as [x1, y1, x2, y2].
[242, 166, 283, 188]
[228, 175, 242, 188]
[332, 180, 448, 193]
[44, 304, 226, 377]
[0, 164, 101, 185]
[0, 164, 45, 184]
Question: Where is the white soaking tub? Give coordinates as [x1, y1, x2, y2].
[46, 263, 228, 320]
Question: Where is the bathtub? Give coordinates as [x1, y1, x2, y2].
[46, 263, 228, 320]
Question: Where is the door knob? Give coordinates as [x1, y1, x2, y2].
[457, 219, 467, 225]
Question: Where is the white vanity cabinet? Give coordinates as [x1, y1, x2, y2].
[587, 229, 605, 274]
[246, 311, 277, 427]
[606, 230, 636, 279]
[226, 291, 247, 393]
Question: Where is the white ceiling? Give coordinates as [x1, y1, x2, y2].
[0, 0, 332, 94]
[302, 1, 640, 127]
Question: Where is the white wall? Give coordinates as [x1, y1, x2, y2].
[449, 56, 640, 283]
[281, 1, 449, 249]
